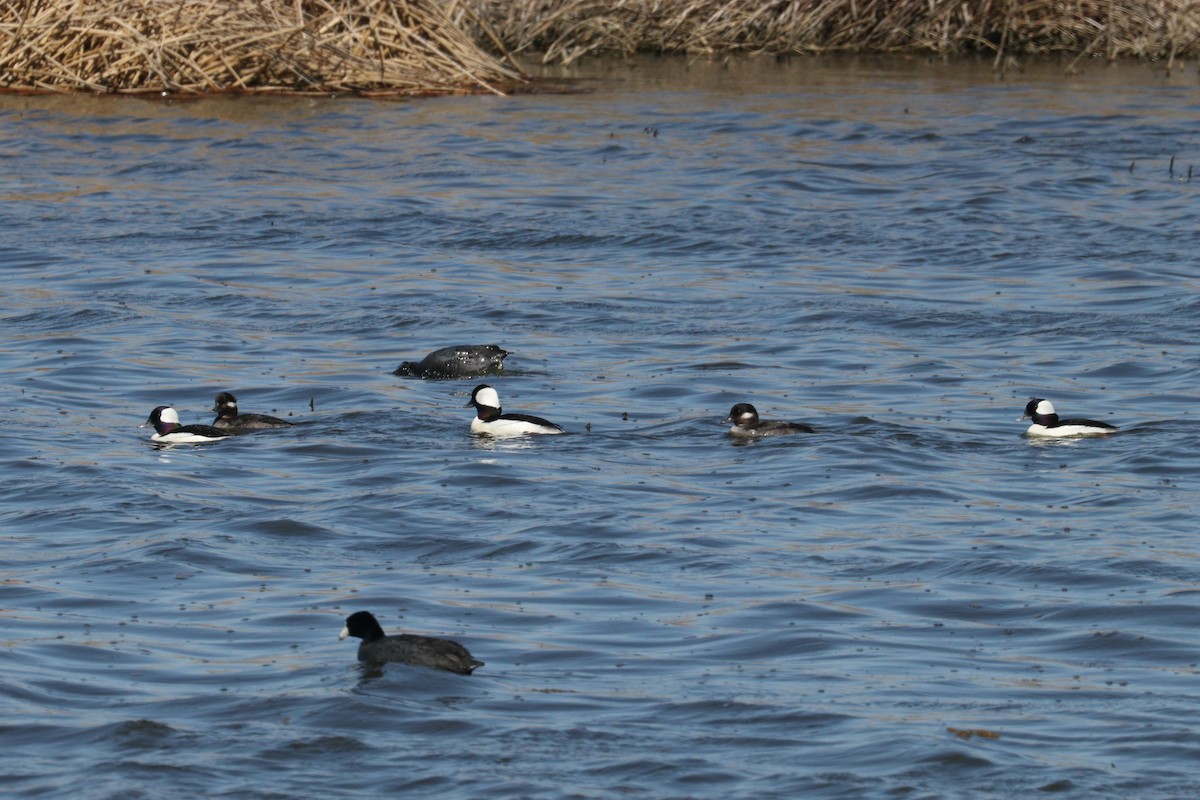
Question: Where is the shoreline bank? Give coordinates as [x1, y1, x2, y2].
[1, 0, 1195, 96]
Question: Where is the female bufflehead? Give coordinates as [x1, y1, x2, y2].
[466, 384, 564, 436]
[211, 392, 292, 432]
[142, 406, 231, 444]
[1022, 398, 1118, 438]
[339, 611, 484, 675]
[394, 344, 509, 379]
[724, 403, 814, 436]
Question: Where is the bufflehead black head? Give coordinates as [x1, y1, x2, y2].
[211, 391, 292, 432]
[723, 403, 760, 428]
[142, 406, 231, 444]
[1023, 398, 1057, 425]
[213, 392, 238, 415]
[394, 344, 509, 379]
[465, 384, 564, 436]
[141, 405, 177, 431]
[1021, 397, 1117, 438]
[466, 384, 502, 416]
[723, 402, 814, 436]
[339, 611, 484, 675]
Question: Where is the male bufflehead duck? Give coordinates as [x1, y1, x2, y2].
[1022, 398, 1118, 438]
[339, 611, 484, 675]
[394, 344, 509, 379]
[466, 384, 564, 436]
[211, 392, 293, 432]
[142, 406, 231, 444]
[723, 403, 814, 436]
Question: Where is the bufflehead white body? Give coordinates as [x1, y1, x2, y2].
[212, 392, 292, 432]
[142, 406, 231, 444]
[1022, 398, 1117, 438]
[466, 384, 564, 437]
[723, 403, 814, 437]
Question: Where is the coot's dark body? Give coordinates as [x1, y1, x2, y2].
[339, 611, 484, 675]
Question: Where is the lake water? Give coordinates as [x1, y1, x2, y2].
[1, 54, 1199, 798]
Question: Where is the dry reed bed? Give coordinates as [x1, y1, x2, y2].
[3, 1, 1198, 95]
[460, 0, 1200, 67]
[0, 0, 525, 95]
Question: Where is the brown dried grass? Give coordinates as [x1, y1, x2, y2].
[0, 0, 526, 95]
[4, 1, 1197, 95]
[459, 0, 1200, 67]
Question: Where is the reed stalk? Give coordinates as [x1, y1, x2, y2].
[460, 0, 1200, 65]
[0, 0, 526, 95]
[3, 1, 1197, 95]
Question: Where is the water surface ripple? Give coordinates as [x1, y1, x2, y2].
[1, 56, 1198, 799]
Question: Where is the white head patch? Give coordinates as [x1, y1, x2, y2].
[160, 407, 181, 424]
[475, 386, 500, 408]
[1036, 400, 1056, 416]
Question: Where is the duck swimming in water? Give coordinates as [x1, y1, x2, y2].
[723, 402, 814, 437]
[142, 406, 231, 444]
[339, 611, 484, 675]
[1021, 398, 1117, 438]
[465, 384, 564, 437]
[211, 392, 293, 433]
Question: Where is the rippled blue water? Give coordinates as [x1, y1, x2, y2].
[2, 55, 1199, 798]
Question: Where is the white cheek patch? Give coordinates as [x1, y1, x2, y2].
[476, 387, 500, 408]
